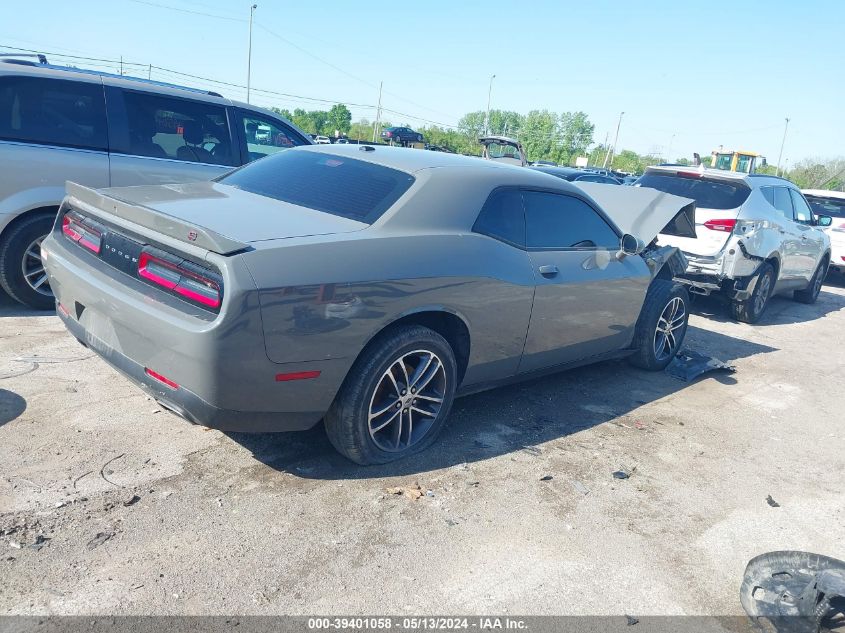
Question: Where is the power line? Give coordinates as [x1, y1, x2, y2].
[126, 0, 245, 22]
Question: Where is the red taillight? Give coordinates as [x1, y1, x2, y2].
[677, 171, 703, 179]
[703, 219, 737, 233]
[62, 213, 101, 254]
[275, 370, 321, 382]
[57, 303, 70, 317]
[138, 252, 221, 309]
[145, 367, 179, 389]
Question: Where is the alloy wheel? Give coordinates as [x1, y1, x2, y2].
[21, 236, 52, 297]
[368, 349, 447, 452]
[653, 296, 686, 362]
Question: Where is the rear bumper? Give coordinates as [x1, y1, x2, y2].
[60, 309, 321, 432]
[43, 231, 349, 433]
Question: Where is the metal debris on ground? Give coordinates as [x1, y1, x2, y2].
[613, 465, 636, 480]
[766, 495, 781, 508]
[572, 481, 590, 495]
[86, 532, 114, 550]
[29, 535, 50, 551]
[665, 349, 736, 382]
[540, 475, 553, 482]
[386, 482, 424, 500]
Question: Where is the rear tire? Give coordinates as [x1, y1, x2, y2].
[629, 280, 690, 371]
[730, 262, 774, 324]
[793, 257, 828, 304]
[324, 325, 458, 465]
[0, 212, 57, 310]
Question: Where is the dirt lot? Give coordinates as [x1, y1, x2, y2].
[1, 279, 844, 616]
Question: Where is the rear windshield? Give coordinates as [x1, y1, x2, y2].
[805, 195, 845, 218]
[219, 150, 415, 223]
[637, 173, 751, 210]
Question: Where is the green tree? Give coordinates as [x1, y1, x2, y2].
[326, 104, 352, 136]
[554, 111, 594, 166]
[520, 110, 558, 162]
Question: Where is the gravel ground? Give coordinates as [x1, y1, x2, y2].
[1, 278, 843, 616]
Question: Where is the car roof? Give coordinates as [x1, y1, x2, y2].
[530, 166, 585, 178]
[802, 189, 845, 200]
[644, 165, 795, 188]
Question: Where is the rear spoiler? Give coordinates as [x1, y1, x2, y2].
[64, 182, 249, 255]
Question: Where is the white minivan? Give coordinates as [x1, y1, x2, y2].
[0, 57, 312, 308]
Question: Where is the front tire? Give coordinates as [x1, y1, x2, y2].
[793, 257, 828, 304]
[0, 212, 57, 310]
[324, 325, 458, 465]
[629, 280, 690, 371]
[730, 261, 775, 323]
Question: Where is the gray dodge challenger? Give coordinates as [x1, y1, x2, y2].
[42, 145, 696, 465]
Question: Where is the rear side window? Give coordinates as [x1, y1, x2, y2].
[473, 189, 525, 247]
[219, 150, 415, 223]
[769, 186, 794, 219]
[0, 76, 107, 150]
[120, 90, 233, 166]
[637, 173, 751, 210]
[523, 191, 619, 249]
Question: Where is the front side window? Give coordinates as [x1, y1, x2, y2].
[0, 76, 107, 150]
[240, 111, 307, 162]
[523, 191, 618, 249]
[473, 189, 525, 247]
[121, 91, 233, 165]
[789, 189, 814, 224]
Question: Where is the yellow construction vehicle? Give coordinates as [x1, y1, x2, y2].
[709, 149, 767, 174]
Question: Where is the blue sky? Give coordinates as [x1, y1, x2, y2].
[2, 0, 841, 164]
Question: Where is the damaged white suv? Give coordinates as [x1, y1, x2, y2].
[638, 166, 832, 323]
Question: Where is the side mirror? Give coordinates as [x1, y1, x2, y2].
[619, 233, 646, 258]
[817, 214, 833, 227]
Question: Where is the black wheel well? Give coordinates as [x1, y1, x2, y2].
[766, 256, 780, 279]
[0, 206, 58, 243]
[382, 311, 471, 385]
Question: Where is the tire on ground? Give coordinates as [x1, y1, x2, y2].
[793, 257, 828, 304]
[0, 212, 57, 310]
[628, 279, 690, 371]
[324, 324, 458, 465]
[730, 261, 775, 324]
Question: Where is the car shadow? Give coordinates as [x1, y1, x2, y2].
[690, 287, 844, 326]
[0, 389, 27, 427]
[0, 290, 51, 318]
[225, 325, 777, 480]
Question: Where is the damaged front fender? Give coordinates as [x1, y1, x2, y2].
[642, 244, 688, 280]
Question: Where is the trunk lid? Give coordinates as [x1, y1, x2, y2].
[66, 180, 368, 255]
[635, 168, 752, 257]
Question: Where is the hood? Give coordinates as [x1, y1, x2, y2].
[573, 182, 697, 241]
[92, 180, 367, 249]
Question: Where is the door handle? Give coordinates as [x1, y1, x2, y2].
[538, 264, 559, 277]
[801, 234, 808, 240]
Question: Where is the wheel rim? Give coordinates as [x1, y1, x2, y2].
[754, 271, 772, 315]
[21, 235, 52, 297]
[368, 349, 447, 452]
[653, 296, 686, 362]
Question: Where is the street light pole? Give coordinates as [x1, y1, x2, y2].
[776, 117, 790, 176]
[246, 4, 257, 104]
[484, 74, 496, 136]
[666, 133, 676, 163]
[603, 111, 624, 168]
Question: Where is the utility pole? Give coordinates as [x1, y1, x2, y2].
[372, 81, 383, 142]
[666, 133, 676, 163]
[148, 64, 152, 80]
[603, 111, 624, 168]
[120, 56, 123, 76]
[484, 74, 496, 136]
[776, 117, 790, 176]
[246, 4, 257, 104]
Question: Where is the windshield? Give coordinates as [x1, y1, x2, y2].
[485, 142, 520, 159]
[805, 195, 845, 218]
[220, 150, 415, 223]
[637, 173, 751, 210]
